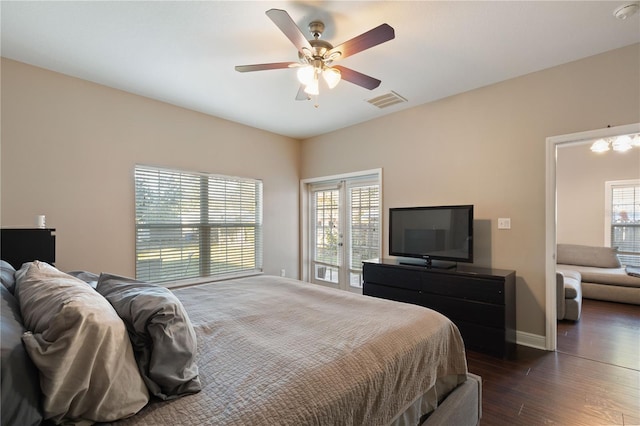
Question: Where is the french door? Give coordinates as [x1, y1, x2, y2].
[308, 174, 380, 293]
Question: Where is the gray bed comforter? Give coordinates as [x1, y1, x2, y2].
[108, 275, 468, 426]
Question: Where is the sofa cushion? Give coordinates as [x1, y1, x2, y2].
[559, 265, 640, 288]
[581, 281, 640, 305]
[557, 244, 621, 268]
[556, 270, 583, 321]
[558, 269, 581, 283]
[557, 270, 581, 299]
[563, 276, 581, 299]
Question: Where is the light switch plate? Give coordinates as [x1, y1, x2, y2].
[498, 218, 511, 229]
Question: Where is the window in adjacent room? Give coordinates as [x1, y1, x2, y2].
[605, 179, 640, 267]
[135, 165, 263, 283]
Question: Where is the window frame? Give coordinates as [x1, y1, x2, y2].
[134, 165, 263, 284]
[604, 179, 640, 266]
[301, 169, 382, 288]
[346, 179, 381, 288]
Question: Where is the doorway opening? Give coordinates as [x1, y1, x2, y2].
[545, 123, 640, 350]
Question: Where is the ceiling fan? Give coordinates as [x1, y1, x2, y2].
[235, 9, 395, 101]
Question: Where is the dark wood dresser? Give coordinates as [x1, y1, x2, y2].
[1, 228, 56, 269]
[363, 258, 516, 357]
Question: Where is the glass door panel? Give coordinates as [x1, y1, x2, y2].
[347, 183, 380, 291]
[311, 187, 342, 286]
[309, 177, 380, 293]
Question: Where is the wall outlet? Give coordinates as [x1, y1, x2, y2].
[498, 218, 511, 229]
[280, 268, 286, 277]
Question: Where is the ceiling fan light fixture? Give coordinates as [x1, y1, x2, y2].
[236, 9, 395, 103]
[304, 79, 319, 95]
[326, 51, 342, 62]
[297, 65, 314, 86]
[590, 138, 610, 153]
[323, 67, 341, 89]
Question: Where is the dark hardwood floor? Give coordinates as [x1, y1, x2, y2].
[466, 299, 640, 425]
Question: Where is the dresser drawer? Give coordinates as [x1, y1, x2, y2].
[420, 273, 505, 304]
[420, 293, 505, 329]
[363, 264, 421, 291]
[456, 320, 514, 358]
[364, 283, 417, 304]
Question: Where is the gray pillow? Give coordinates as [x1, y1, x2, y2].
[15, 261, 149, 423]
[66, 270, 100, 288]
[96, 273, 201, 400]
[1, 260, 17, 294]
[0, 285, 43, 426]
[557, 244, 622, 268]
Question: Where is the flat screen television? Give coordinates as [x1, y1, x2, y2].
[389, 205, 473, 267]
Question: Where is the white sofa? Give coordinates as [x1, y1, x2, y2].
[556, 269, 582, 321]
[556, 244, 640, 306]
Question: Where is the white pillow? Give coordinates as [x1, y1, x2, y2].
[15, 261, 149, 424]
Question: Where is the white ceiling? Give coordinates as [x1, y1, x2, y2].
[2, 1, 639, 140]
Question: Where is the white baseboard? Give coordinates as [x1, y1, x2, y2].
[516, 330, 547, 350]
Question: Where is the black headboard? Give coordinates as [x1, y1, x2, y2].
[1, 228, 56, 269]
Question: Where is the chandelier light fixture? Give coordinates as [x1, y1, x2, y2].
[590, 133, 640, 153]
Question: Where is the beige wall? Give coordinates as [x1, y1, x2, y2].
[557, 142, 640, 246]
[3, 44, 639, 341]
[1, 59, 301, 278]
[300, 44, 640, 338]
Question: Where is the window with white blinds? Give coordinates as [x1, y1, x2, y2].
[135, 165, 263, 283]
[606, 179, 640, 267]
[349, 184, 380, 272]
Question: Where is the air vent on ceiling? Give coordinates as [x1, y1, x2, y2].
[366, 91, 408, 109]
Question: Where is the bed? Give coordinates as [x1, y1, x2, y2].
[1, 259, 481, 426]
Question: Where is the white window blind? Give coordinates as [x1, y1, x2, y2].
[135, 165, 263, 283]
[314, 188, 340, 266]
[608, 180, 640, 267]
[349, 184, 380, 271]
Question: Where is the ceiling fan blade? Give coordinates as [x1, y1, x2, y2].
[333, 66, 381, 90]
[266, 9, 312, 55]
[328, 23, 395, 60]
[235, 62, 298, 72]
[295, 85, 310, 101]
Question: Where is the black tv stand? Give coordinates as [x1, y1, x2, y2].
[363, 258, 516, 358]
